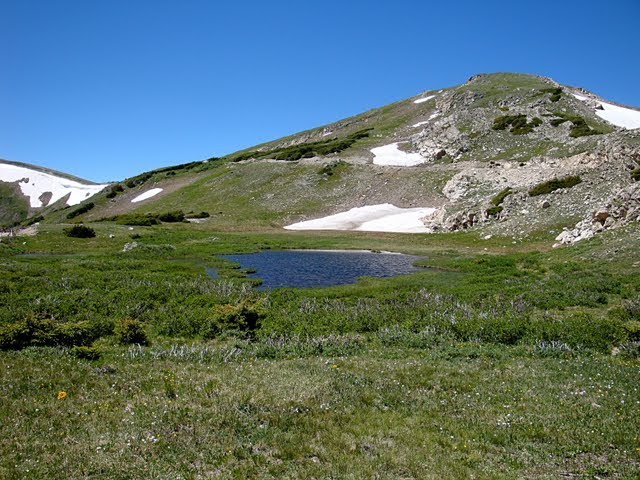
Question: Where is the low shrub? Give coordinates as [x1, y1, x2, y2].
[485, 205, 503, 217]
[232, 128, 373, 162]
[115, 318, 149, 345]
[185, 211, 210, 219]
[66, 202, 94, 219]
[528, 176, 582, 196]
[541, 87, 563, 102]
[0, 315, 102, 350]
[200, 301, 266, 339]
[630, 168, 640, 181]
[490, 187, 512, 206]
[157, 210, 185, 222]
[492, 115, 542, 135]
[70, 345, 101, 360]
[549, 112, 603, 137]
[63, 224, 96, 238]
[115, 214, 160, 226]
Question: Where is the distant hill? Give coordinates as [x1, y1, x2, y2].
[0, 159, 109, 226]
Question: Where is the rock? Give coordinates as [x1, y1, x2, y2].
[541, 200, 551, 208]
[108, 234, 115, 238]
[593, 210, 610, 223]
[122, 242, 139, 252]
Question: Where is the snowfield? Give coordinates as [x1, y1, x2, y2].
[0, 162, 109, 208]
[284, 203, 436, 233]
[413, 94, 435, 104]
[131, 188, 163, 203]
[572, 94, 640, 129]
[371, 143, 426, 166]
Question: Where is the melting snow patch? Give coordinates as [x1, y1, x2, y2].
[131, 188, 163, 203]
[411, 112, 440, 128]
[0, 162, 108, 208]
[285, 203, 436, 233]
[572, 94, 640, 129]
[371, 143, 426, 166]
[413, 95, 435, 104]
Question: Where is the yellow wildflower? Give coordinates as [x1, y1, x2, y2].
[57, 391, 67, 400]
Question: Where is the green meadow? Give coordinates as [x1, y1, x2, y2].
[1, 222, 639, 478]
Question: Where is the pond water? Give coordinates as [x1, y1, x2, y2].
[211, 250, 423, 289]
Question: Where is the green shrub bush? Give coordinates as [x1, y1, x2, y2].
[549, 112, 603, 137]
[157, 210, 185, 222]
[66, 202, 94, 219]
[630, 168, 640, 181]
[63, 224, 96, 238]
[0, 315, 102, 350]
[70, 345, 101, 360]
[115, 214, 160, 226]
[115, 318, 149, 345]
[232, 128, 372, 162]
[200, 302, 265, 339]
[492, 115, 541, 135]
[528, 176, 582, 196]
[185, 211, 210, 219]
[490, 187, 512, 206]
[485, 206, 503, 217]
[541, 87, 563, 102]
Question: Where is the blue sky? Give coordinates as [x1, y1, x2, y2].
[1, 0, 639, 182]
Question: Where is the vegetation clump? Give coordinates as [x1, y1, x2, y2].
[549, 112, 603, 137]
[157, 210, 185, 222]
[0, 314, 102, 350]
[630, 167, 640, 181]
[63, 224, 96, 238]
[66, 202, 94, 219]
[200, 302, 265, 339]
[185, 211, 210, 219]
[492, 115, 542, 135]
[105, 184, 124, 198]
[115, 213, 161, 226]
[232, 128, 373, 162]
[490, 187, 513, 206]
[541, 87, 563, 102]
[528, 176, 582, 196]
[115, 318, 149, 345]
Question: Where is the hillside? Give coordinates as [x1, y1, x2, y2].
[0, 159, 109, 227]
[51, 72, 640, 248]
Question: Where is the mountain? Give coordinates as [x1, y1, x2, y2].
[12, 73, 640, 244]
[0, 159, 109, 227]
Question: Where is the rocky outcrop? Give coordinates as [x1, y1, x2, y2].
[553, 183, 640, 247]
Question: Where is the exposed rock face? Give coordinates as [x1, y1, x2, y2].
[553, 183, 640, 247]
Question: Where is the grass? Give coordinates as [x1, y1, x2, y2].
[1, 214, 639, 478]
[1, 340, 638, 478]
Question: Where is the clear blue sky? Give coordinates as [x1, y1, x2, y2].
[2, 0, 639, 182]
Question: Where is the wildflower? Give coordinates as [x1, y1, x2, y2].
[332, 364, 338, 369]
[57, 391, 67, 400]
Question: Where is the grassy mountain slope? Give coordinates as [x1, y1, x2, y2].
[53, 73, 639, 244]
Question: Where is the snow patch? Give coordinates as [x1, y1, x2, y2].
[413, 95, 435, 104]
[0, 162, 108, 208]
[371, 143, 426, 166]
[411, 112, 440, 128]
[572, 94, 640, 129]
[284, 204, 436, 233]
[131, 188, 163, 203]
